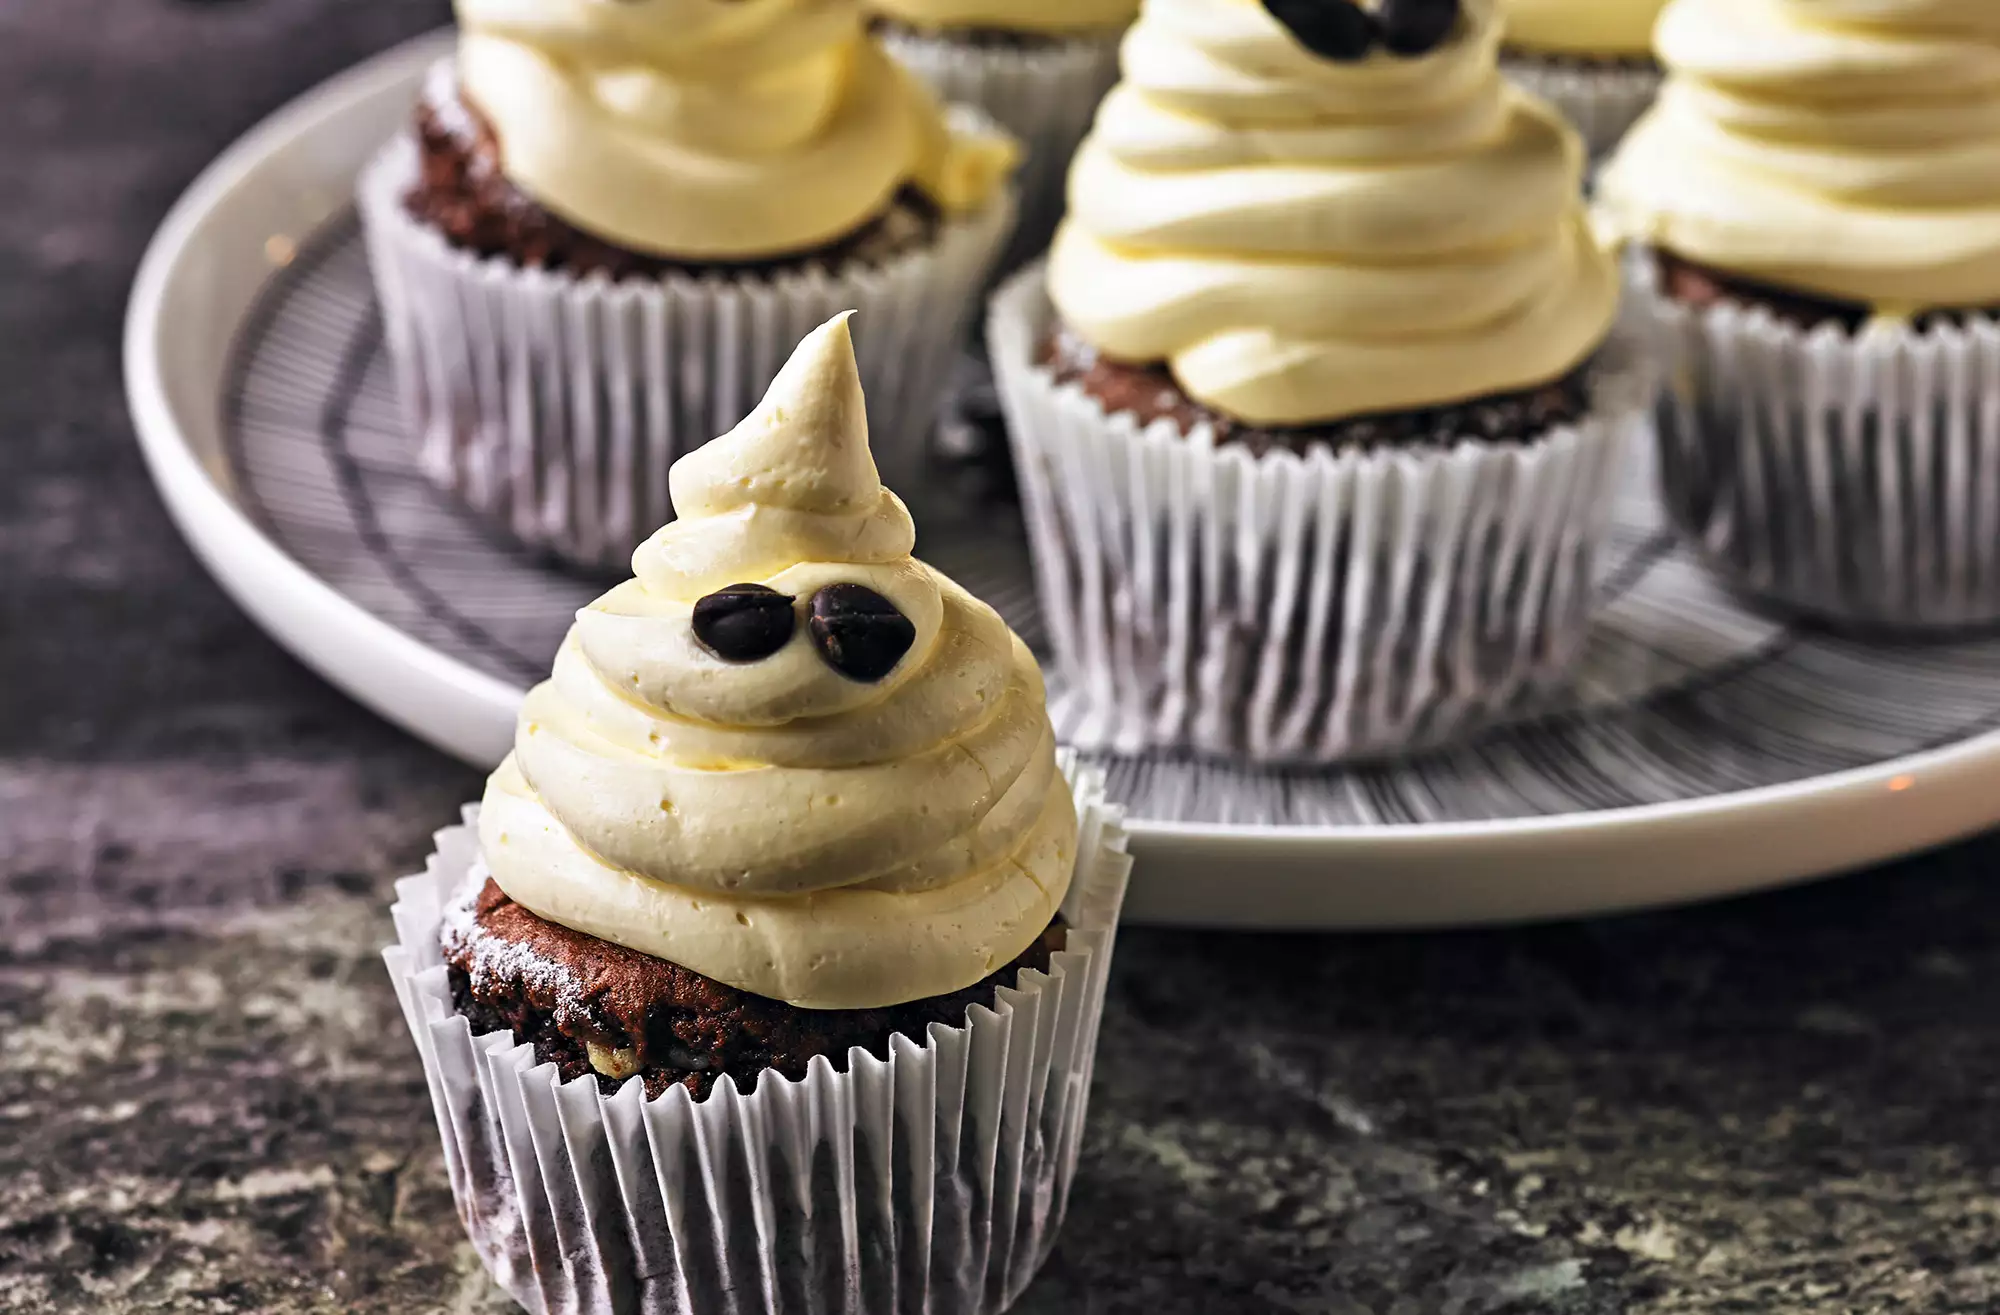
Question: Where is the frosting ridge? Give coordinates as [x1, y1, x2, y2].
[870, 0, 1136, 36]
[1500, 0, 1667, 56]
[453, 0, 1018, 260]
[479, 315, 1076, 1009]
[1048, 0, 1618, 425]
[1597, 0, 2000, 310]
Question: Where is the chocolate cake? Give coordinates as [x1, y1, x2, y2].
[1654, 250, 2000, 336]
[442, 877, 1067, 1100]
[406, 71, 942, 282]
[1037, 322, 1596, 457]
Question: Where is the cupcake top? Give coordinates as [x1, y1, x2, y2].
[452, 0, 1017, 262]
[1499, 0, 1666, 57]
[478, 314, 1076, 1011]
[870, 0, 1137, 37]
[1597, 0, 2000, 313]
[1047, 0, 1618, 427]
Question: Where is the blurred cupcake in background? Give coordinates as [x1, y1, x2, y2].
[385, 314, 1132, 1314]
[874, 0, 1133, 271]
[359, 0, 1019, 572]
[991, 0, 1648, 764]
[1499, 0, 1666, 159]
[1599, 0, 2000, 630]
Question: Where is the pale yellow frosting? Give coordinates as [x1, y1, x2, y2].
[478, 315, 1076, 1010]
[870, 0, 1137, 37]
[1598, 0, 2000, 310]
[1048, 0, 1618, 426]
[1501, 0, 1667, 56]
[453, 0, 1018, 261]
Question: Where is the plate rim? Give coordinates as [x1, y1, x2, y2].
[123, 28, 2000, 922]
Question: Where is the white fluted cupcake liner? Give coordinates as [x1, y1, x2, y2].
[383, 759, 1130, 1315]
[358, 131, 1016, 574]
[878, 27, 1122, 276]
[987, 266, 1649, 765]
[1502, 55, 1660, 161]
[1629, 256, 2000, 631]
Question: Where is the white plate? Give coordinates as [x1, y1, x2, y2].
[127, 31, 2000, 928]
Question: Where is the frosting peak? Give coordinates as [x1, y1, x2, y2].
[453, 0, 1017, 260]
[1048, 0, 1618, 426]
[671, 315, 880, 521]
[1597, 0, 2000, 311]
[480, 316, 1076, 1010]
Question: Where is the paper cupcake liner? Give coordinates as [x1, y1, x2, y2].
[382, 759, 1130, 1315]
[878, 27, 1122, 275]
[1502, 55, 1661, 161]
[358, 130, 1017, 574]
[1629, 256, 2000, 630]
[986, 266, 1648, 765]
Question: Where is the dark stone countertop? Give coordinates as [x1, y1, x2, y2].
[5, 3, 2000, 1311]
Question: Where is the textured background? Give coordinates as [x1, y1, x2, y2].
[6, 2, 2000, 1311]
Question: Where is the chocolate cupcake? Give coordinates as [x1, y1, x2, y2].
[1497, 0, 1665, 160]
[359, 0, 1021, 572]
[872, 0, 1132, 273]
[1598, 0, 2000, 630]
[384, 316, 1131, 1313]
[989, 0, 1647, 765]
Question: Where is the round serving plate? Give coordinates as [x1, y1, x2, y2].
[127, 30, 2000, 928]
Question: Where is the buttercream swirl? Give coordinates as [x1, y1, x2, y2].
[478, 314, 1076, 1010]
[1598, 0, 2000, 311]
[1500, 0, 1667, 56]
[453, 0, 1018, 260]
[870, 0, 1136, 37]
[1048, 0, 1618, 425]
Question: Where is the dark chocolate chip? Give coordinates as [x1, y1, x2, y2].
[1261, 0, 1376, 61]
[1375, 0, 1459, 54]
[692, 583, 796, 663]
[809, 584, 916, 683]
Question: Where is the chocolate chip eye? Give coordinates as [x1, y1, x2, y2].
[1262, 0, 1375, 61]
[808, 584, 916, 683]
[692, 583, 796, 663]
[1376, 0, 1458, 55]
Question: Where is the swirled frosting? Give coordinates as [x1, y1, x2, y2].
[478, 314, 1076, 1010]
[870, 0, 1136, 38]
[453, 0, 1018, 261]
[1500, 0, 1666, 56]
[1598, 0, 2000, 311]
[1047, 0, 1619, 426]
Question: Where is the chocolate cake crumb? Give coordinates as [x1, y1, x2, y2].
[870, 17, 1071, 49]
[1037, 323, 1595, 456]
[1655, 249, 2000, 336]
[405, 66, 941, 282]
[442, 877, 1066, 1100]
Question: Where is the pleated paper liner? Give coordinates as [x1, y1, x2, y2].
[383, 760, 1131, 1315]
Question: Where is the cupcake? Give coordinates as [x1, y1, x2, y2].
[989, 0, 1648, 765]
[1497, 0, 1666, 159]
[1598, 0, 2000, 630]
[872, 0, 1134, 271]
[359, 0, 1021, 572]
[383, 315, 1131, 1313]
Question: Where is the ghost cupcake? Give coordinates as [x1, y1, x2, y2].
[989, 0, 1647, 764]
[359, 0, 1020, 572]
[873, 0, 1134, 271]
[1599, 0, 2000, 629]
[1498, 0, 1666, 159]
[384, 315, 1131, 1314]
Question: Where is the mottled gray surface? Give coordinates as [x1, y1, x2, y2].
[5, 3, 2000, 1312]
